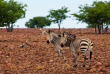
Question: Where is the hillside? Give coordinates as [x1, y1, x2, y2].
[0, 28, 110, 74]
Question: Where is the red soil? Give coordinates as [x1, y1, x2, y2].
[0, 28, 110, 74]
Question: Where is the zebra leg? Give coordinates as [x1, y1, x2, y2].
[70, 47, 77, 68]
[56, 49, 60, 62]
[57, 50, 60, 62]
[82, 53, 86, 67]
[72, 50, 77, 67]
[61, 50, 66, 62]
[72, 53, 77, 68]
[55, 45, 61, 62]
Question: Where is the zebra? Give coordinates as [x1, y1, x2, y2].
[40, 29, 66, 62]
[60, 32, 93, 67]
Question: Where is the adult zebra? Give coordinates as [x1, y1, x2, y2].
[40, 29, 66, 62]
[60, 32, 93, 67]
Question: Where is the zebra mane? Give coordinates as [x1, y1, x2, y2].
[50, 30, 61, 44]
[45, 30, 58, 37]
[51, 31, 59, 38]
[63, 32, 76, 40]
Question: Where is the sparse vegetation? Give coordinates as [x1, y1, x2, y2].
[47, 6, 70, 33]
[25, 16, 51, 28]
[72, 1, 110, 34]
[0, 0, 27, 32]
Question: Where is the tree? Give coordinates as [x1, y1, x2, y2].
[47, 6, 70, 33]
[25, 16, 51, 28]
[72, 1, 110, 34]
[0, 0, 27, 32]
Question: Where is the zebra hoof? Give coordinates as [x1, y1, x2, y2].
[83, 65, 85, 67]
[73, 65, 77, 68]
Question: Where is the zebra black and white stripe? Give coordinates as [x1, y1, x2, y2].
[80, 38, 93, 67]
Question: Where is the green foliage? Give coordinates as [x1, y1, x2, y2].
[0, 0, 7, 26]
[0, 0, 27, 32]
[25, 16, 51, 28]
[72, 1, 110, 33]
[7, 0, 27, 23]
[87, 24, 94, 28]
[47, 6, 70, 33]
[47, 6, 70, 24]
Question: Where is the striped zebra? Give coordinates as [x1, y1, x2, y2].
[40, 29, 66, 62]
[60, 32, 93, 67]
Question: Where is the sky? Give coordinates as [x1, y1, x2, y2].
[13, 0, 109, 28]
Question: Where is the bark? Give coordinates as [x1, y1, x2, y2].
[102, 24, 104, 33]
[6, 24, 13, 32]
[94, 24, 97, 34]
[6, 25, 10, 32]
[20, 41, 33, 48]
[105, 25, 108, 33]
[11, 24, 13, 32]
[98, 24, 101, 34]
[58, 23, 61, 34]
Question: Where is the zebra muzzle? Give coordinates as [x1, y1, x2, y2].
[61, 44, 64, 47]
[47, 40, 50, 44]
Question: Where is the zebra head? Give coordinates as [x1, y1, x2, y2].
[60, 32, 76, 47]
[40, 29, 53, 44]
[45, 30, 56, 44]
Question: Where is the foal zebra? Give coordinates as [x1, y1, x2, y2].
[60, 32, 93, 67]
[41, 29, 66, 62]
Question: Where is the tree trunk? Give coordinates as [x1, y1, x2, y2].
[11, 24, 13, 32]
[98, 24, 101, 34]
[58, 23, 61, 34]
[6, 24, 13, 32]
[101, 24, 104, 33]
[6, 24, 8, 30]
[95, 24, 97, 34]
[105, 25, 108, 33]
[7, 25, 11, 32]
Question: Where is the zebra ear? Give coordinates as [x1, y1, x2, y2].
[47, 30, 51, 34]
[73, 34, 76, 38]
[39, 28, 46, 36]
[58, 35, 61, 37]
[48, 30, 53, 33]
[63, 32, 65, 37]
[42, 31, 46, 36]
[62, 33, 64, 37]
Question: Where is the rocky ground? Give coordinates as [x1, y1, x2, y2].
[0, 28, 110, 74]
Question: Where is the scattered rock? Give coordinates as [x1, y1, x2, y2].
[65, 63, 71, 68]
[35, 65, 45, 70]
[96, 62, 102, 66]
[96, 62, 102, 71]
[90, 67, 97, 72]
[49, 60, 54, 63]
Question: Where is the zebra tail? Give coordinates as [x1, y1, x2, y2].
[88, 42, 92, 60]
[90, 50, 92, 60]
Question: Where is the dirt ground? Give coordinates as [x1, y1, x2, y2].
[0, 28, 110, 74]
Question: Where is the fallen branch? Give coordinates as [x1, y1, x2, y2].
[19, 40, 33, 48]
